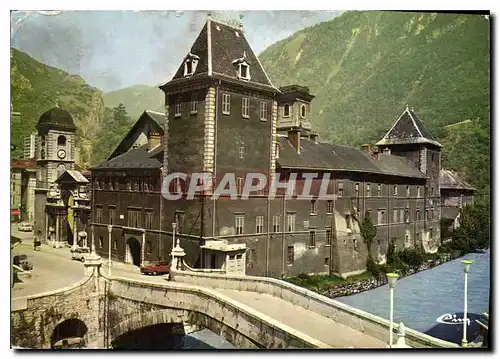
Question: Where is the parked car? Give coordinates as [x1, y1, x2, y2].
[71, 247, 90, 262]
[13, 254, 33, 271]
[140, 261, 170, 275]
[17, 222, 33, 232]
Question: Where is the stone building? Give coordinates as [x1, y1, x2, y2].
[90, 17, 470, 278]
[10, 159, 36, 222]
[33, 107, 91, 247]
[439, 169, 475, 231]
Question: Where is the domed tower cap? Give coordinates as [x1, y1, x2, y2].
[37, 107, 76, 133]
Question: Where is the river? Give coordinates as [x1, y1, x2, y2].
[336, 249, 491, 333]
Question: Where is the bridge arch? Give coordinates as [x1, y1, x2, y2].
[125, 236, 141, 266]
[50, 318, 88, 348]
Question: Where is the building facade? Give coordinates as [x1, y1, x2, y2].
[89, 17, 471, 278]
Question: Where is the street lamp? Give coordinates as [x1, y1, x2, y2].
[107, 225, 112, 276]
[172, 223, 177, 261]
[461, 260, 473, 348]
[387, 272, 399, 348]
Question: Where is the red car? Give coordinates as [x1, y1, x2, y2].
[140, 261, 170, 275]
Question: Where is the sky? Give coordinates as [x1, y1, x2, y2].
[10, 10, 342, 92]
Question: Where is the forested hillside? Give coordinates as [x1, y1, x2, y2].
[103, 85, 163, 120]
[10, 48, 105, 167]
[259, 11, 490, 192]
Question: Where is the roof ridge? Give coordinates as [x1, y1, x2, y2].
[407, 109, 424, 137]
[145, 110, 164, 116]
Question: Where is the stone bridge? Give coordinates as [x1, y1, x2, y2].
[11, 249, 459, 349]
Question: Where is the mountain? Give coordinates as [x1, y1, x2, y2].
[103, 85, 164, 120]
[10, 48, 105, 167]
[259, 11, 490, 191]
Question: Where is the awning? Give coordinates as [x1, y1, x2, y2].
[11, 208, 20, 215]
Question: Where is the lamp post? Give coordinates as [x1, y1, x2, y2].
[387, 272, 399, 348]
[172, 223, 177, 261]
[107, 225, 112, 276]
[461, 260, 473, 348]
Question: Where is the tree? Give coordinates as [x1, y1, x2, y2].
[450, 200, 491, 255]
[360, 210, 377, 262]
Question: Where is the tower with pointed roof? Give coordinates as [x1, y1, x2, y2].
[376, 106, 442, 246]
[159, 14, 280, 239]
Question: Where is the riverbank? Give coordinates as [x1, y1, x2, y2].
[286, 251, 464, 299]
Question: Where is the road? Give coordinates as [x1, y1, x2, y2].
[11, 226, 166, 298]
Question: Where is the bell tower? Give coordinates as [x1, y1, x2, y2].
[36, 107, 77, 187]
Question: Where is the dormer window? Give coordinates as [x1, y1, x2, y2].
[183, 53, 199, 77]
[283, 104, 290, 117]
[238, 63, 250, 80]
[300, 104, 306, 118]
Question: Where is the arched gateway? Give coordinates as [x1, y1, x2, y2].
[125, 236, 141, 266]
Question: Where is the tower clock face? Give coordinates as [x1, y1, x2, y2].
[57, 149, 66, 159]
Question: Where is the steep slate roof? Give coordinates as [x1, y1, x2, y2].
[376, 106, 442, 148]
[108, 110, 166, 160]
[277, 136, 426, 179]
[162, 17, 278, 93]
[37, 107, 76, 132]
[93, 144, 163, 170]
[440, 169, 475, 190]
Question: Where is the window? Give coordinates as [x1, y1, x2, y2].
[114, 178, 120, 191]
[174, 98, 181, 117]
[126, 180, 132, 191]
[287, 213, 296, 232]
[222, 93, 231, 115]
[144, 210, 153, 230]
[400, 209, 404, 223]
[275, 144, 280, 159]
[108, 178, 114, 191]
[310, 199, 317, 215]
[426, 209, 429, 221]
[366, 184, 371, 197]
[337, 182, 343, 197]
[326, 229, 332, 245]
[417, 186, 421, 198]
[393, 208, 398, 224]
[191, 93, 198, 113]
[327, 200, 333, 214]
[127, 208, 141, 228]
[132, 178, 140, 191]
[235, 215, 244, 235]
[429, 228, 433, 239]
[239, 146, 245, 159]
[99, 236, 104, 248]
[325, 257, 330, 267]
[283, 104, 290, 117]
[416, 232, 420, 243]
[346, 214, 352, 229]
[256, 216, 264, 234]
[405, 234, 409, 245]
[355, 183, 359, 197]
[405, 208, 410, 223]
[113, 240, 117, 250]
[146, 241, 152, 255]
[377, 184, 381, 197]
[260, 101, 268, 121]
[96, 206, 103, 224]
[377, 209, 386, 225]
[431, 208, 434, 220]
[242, 98, 250, 118]
[57, 135, 66, 147]
[406, 186, 410, 197]
[287, 246, 294, 265]
[272, 215, 280, 232]
[109, 206, 116, 225]
[416, 208, 420, 221]
[393, 185, 398, 196]
[300, 104, 306, 118]
[431, 186, 434, 196]
[309, 231, 316, 247]
[175, 212, 184, 234]
[236, 177, 244, 195]
[239, 63, 250, 79]
[366, 209, 372, 219]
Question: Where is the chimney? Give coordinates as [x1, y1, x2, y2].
[148, 131, 161, 152]
[372, 151, 380, 160]
[309, 133, 319, 144]
[382, 147, 391, 155]
[361, 144, 370, 152]
[287, 129, 301, 154]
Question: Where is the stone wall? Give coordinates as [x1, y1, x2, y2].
[170, 270, 459, 348]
